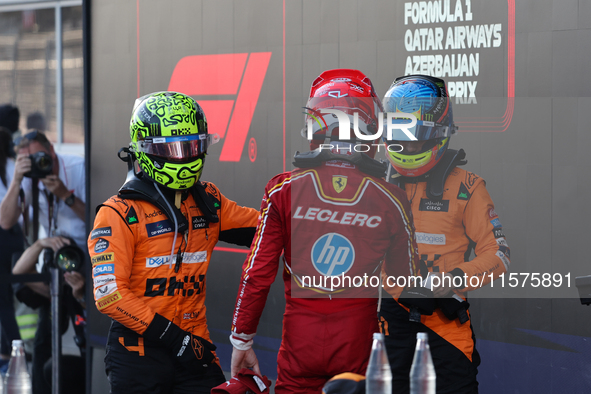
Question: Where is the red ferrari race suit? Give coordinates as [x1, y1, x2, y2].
[231, 160, 420, 394]
[379, 160, 510, 394]
[88, 181, 258, 393]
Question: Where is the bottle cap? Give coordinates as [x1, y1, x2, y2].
[417, 332, 428, 340]
[373, 333, 384, 340]
[11, 339, 24, 346]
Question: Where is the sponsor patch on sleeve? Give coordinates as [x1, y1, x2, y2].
[94, 238, 110, 253]
[498, 245, 510, 259]
[488, 207, 498, 219]
[126, 206, 139, 224]
[90, 227, 112, 239]
[91, 252, 114, 265]
[93, 263, 115, 277]
[490, 218, 502, 228]
[496, 237, 509, 247]
[495, 250, 510, 270]
[93, 274, 115, 288]
[95, 283, 118, 299]
[457, 183, 471, 200]
[96, 291, 122, 310]
[493, 228, 505, 239]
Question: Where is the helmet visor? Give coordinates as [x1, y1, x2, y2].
[137, 134, 220, 162]
[382, 116, 452, 142]
[302, 97, 379, 142]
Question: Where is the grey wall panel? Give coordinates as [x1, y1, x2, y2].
[319, 0, 341, 43]
[234, 2, 283, 49]
[338, 40, 378, 76]
[552, 98, 591, 279]
[375, 39, 398, 97]
[575, 29, 591, 96]
[517, 0, 552, 34]
[552, 30, 580, 97]
[338, 0, 358, 43]
[523, 32, 552, 97]
[302, 0, 320, 45]
[578, 0, 591, 29]
[202, 0, 233, 53]
[286, 0, 303, 46]
[90, 0, 138, 209]
[552, 0, 578, 31]
[373, 0, 400, 42]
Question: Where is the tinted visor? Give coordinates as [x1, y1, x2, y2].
[137, 134, 219, 162]
[382, 117, 451, 142]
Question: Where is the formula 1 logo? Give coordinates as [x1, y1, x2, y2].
[168, 52, 272, 162]
[311, 233, 355, 276]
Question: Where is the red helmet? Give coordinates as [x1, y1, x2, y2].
[303, 69, 383, 158]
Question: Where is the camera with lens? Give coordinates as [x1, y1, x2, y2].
[44, 238, 86, 273]
[24, 151, 53, 178]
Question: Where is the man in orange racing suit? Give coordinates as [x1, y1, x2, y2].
[229, 69, 420, 394]
[88, 92, 259, 394]
[377, 75, 510, 394]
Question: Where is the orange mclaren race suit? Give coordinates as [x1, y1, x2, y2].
[378, 150, 510, 394]
[230, 156, 420, 394]
[88, 181, 258, 394]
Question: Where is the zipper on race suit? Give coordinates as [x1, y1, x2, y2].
[174, 231, 188, 273]
[174, 199, 189, 273]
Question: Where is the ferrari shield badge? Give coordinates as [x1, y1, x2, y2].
[332, 175, 347, 193]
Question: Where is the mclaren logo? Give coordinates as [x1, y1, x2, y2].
[332, 175, 347, 193]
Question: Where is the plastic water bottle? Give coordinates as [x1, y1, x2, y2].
[4, 340, 32, 394]
[410, 332, 436, 394]
[365, 333, 392, 394]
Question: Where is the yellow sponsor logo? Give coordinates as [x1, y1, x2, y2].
[97, 291, 121, 310]
[332, 175, 347, 193]
[92, 252, 114, 265]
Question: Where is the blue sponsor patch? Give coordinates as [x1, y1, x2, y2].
[490, 218, 502, 228]
[146, 256, 172, 268]
[146, 220, 173, 238]
[93, 264, 115, 277]
[90, 226, 112, 239]
[94, 238, 109, 253]
[498, 245, 510, 259]
[311, 233, 355, 276]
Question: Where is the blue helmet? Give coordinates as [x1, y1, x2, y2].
[382, 75, 457, 177]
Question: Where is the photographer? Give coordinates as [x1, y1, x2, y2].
[12, 236, 86, 394]
[0, 127, 24, 374]
[0, 131, 85, 247]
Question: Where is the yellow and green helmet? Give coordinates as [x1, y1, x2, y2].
[129, 91, 219, 190]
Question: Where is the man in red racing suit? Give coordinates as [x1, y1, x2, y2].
[230, 162, 419, 393]
[229, 69, 421, 393]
